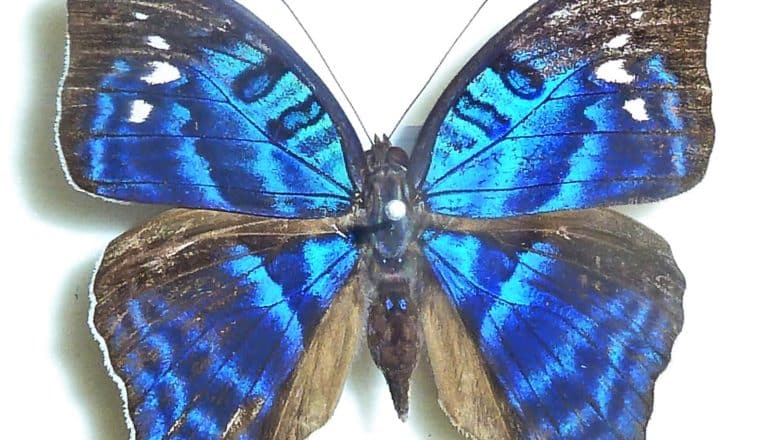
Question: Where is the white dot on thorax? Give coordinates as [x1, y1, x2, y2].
[385, 200, 407, 221]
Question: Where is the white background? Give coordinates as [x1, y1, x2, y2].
[1, 0, 768, 438]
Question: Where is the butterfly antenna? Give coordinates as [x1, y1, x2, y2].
[388, 0, 489, 139]
[281, 0, 373, 145]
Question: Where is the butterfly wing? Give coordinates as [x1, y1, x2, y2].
[420, 209, 684, 439]
[409, 0, 713, 218]
[91, 209, 361, 439]
[59, 0, 364, 218]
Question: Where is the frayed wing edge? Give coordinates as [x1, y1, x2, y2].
[87, 248, 138, 440]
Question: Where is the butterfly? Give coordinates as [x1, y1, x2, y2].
[56, 0, 714, 438]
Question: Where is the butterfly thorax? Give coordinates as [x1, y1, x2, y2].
[363, 135, 414, 263]
[362, 136, 422, 419]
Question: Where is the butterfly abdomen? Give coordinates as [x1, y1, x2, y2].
[366, 279, 421, 420]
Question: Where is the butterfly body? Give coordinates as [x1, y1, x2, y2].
[57, 0, 714, 438]
[356, 136, 423, 418]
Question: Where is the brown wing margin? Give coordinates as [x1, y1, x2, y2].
[422, 277, 524, 439]
[259, 275, 361, 439]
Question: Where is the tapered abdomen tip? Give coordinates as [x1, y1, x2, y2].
[385, 373, 410, 420]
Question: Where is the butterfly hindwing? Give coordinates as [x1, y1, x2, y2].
[420, 209, 685, 439]
[409, 0, 713, 218]
[91, 209, 361, 439]
[60, 0, 364, 218]
[421, 279, 523, 439]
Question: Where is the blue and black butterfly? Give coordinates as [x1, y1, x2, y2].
[57, 0, 714, 438]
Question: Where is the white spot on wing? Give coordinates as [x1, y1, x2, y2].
[631, 10, 644, 20]
[146, 35, 170, 51]
[605, 34, 631, 49]
[128, 99, 153, 123]
[595, 60, 635, 84]
[624, 98, 650, 121]
[549, 9, 571, 20]
[141, 61, 181, 85]
[134, 12, 149, 20]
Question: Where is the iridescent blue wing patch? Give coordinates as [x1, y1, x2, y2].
[91, 210, 361, 439]
[409, 0, 714, 218]
[420, 209, 684, 439]
[59, 0, 364, 218]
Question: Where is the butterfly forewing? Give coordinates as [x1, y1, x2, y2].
[409, 0, 713, 218]
[91, 209, 362, 439]
[420, 209, 685, 439]
[60, 0, 364, 218]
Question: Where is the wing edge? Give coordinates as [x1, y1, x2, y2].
[87, 246, 138, 440]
